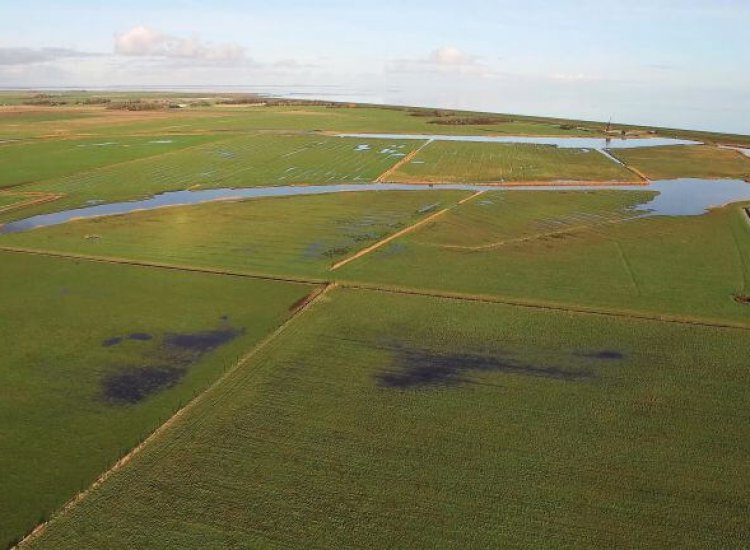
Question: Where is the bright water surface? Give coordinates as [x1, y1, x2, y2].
[337, 133, 700, 149]
[2, 179, 749, 234]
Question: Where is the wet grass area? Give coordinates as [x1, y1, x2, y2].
[579, 350, 625, 360]
[370, 341, 627, 389]
[101, 326, 243, 404]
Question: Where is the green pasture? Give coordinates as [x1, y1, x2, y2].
[387, 141, 637, 183]
[27, 288, 750, 548]
[1, 135, 427, 222]
[0, 252, 311, 548]
[0, 190, 470, 279]
[612, 145, 750, 180]
[0, 134, 223, 189]
[339, 190, 750, 324]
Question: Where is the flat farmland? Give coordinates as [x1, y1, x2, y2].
[338, 190, 750, 324]
[0, 190, 470, 278]
[0, 251, 312, 548]
[0, 110, 97, 138]
[2, 135, 427, 221]
[26, 289, 750, 548]
[4, 94, 750, 548]
[0, 134, 224, 189]
[0, 105, 601, 139]
[611, 145, 750, 180]
[385, 141, 638, 184]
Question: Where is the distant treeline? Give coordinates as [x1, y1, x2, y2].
[216, 96, 356, 108]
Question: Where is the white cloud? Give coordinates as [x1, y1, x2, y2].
[114, 25, 246, 63]
[387, 47, 489, 76]
[427, 47, 477, 66]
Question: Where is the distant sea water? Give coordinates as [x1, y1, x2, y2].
[2, 84, 748, 135]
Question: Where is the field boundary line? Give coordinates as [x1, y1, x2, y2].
[3, 245, 749, 332]
[341, 282, 750, 332]
[375, 139, 433, 182]
[440, 215, 642, 252]
[15, 282, 337, 549]
[602, 149, 650, 182]
[330, 190, 485, 271]
[375, 177, 646, 187]
[0, 192, 65, 214]
[0, 246, 323, 286]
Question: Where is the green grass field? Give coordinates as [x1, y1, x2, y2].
[612, 145, 750, 180]
[0, 105, 595, 141]
[4, 94, 750, 549]
[26, 288, 750, 548]
[339, 191, 750, 324]
[0, 134, 224, 189]
[387, 141, 638, 183]
[0, 252, 312, 548]
[0, 191, 470, 278]
[0, 135, 427, 221]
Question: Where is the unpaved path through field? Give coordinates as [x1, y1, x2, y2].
[330, 190, 485, 271]
[375, 139, 433, 182]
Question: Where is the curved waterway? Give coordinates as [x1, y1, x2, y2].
[2, 179, 749, 234]
[337, 133, 701, 149]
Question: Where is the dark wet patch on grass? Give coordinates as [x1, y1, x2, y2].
[350, 231, 388, 243]
[417, 202, 440, 214]
[376, 344, 592, 389]
[163, 327, 242, 354]
[102, 337, 123, 347]
[102, 366, 184, 404]
[101, 326, 243, 404]
[380, 243, 406, 258]
[322, 246, 351, 258]
[579, 350, 625, 360]
[302, 242, 323, 260]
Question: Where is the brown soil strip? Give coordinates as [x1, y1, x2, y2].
[375, 140, 433, 182]
[0, 246, 323, 287]
[330, 191, 485, 271]
[15, 281, 337, 549]
[745, 208, 750, 225]
[0, 192, 65, 214]
[600, 149, 650, 182]
[288, 284, 330, 314]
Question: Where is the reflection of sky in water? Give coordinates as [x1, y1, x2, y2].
[2, 179, 749, 234]
[337, 133, 700, 149]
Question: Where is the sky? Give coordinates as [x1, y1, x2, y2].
[1, 0, 749, 134]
